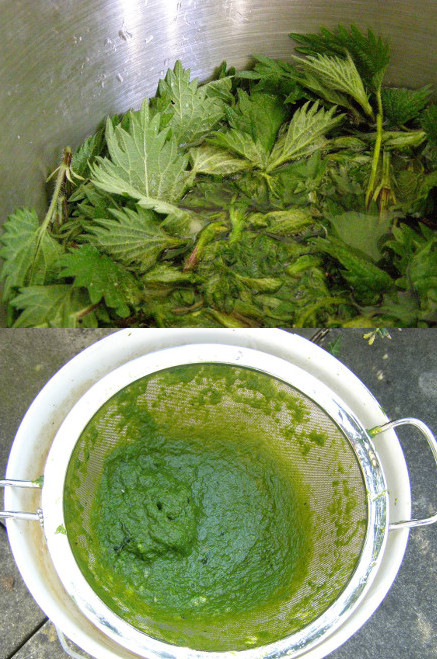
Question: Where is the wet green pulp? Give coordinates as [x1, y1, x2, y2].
[64, 365, 325, 650]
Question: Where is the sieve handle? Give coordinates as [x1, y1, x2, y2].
[0, 479, 43, 523]
[369, 418, 437, 530]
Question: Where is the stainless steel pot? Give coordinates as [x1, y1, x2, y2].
[2, 0, 437, 224]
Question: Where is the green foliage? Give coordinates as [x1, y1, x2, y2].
[1, 37, 436, 328]
[154, 60, 229, 145]
[225, 91, 288, 153]
[314, 236, 394, 304]
[327, 335, 342, 356]
[10, 285, 98, 328]
[328, 211, 391, 261]
[290, 24, 390, 90]
[237, 56, 301, 98]
[421, 104, 437, 146]
[381, 86, 433, 128]
[84, 206, 186, 272]
[90, 100, 191, 210]
[266, 101, 344, 171]
[59, 245, 142, 317]
[293, 52, 373, 118]
[0, 208, 63, 301]
[71, 125, 106, 178]
[385, 224, 437, 322]
[190, 145, 251, 175]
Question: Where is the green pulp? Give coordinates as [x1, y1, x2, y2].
[63, 364, 346, 651]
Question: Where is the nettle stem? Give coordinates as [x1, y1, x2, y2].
[31, 147, 72, 273]
[365, 88, 384, 209]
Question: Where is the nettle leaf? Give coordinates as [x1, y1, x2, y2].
[226, 90, 288, 153]
[189, 145, 252, 175]
[0, 208, 63, 301]
[250, 208, 313, 236]
[202, 76, 235, 104]
[142, 263, 197, 286]
[155, 61, 228, 145]
[71, 125, 106, 178]
[266, 101, 344, 171]
[238, 56, 301, 98]
[381, 86, 433, 128]
[421, 104, 437, 147]
[208, 129, 269, 169]
[11, 285, 97, 328]
[293, 52, 373, 118]
[293, 71, 357, 114]
[90, 100, 191, 209]
[59, 245, 142, 317]
[328, 211, 391, 261]
[408, 238, 437, 299]
[290, 24, 390, 90]
[85, 206, 185, 272]
[315, 236, 394, 303]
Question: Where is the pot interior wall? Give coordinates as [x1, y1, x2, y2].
[1, 0, 437, 225]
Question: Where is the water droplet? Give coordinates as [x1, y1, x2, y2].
[97, 73, 107, 89]
[116, 73, 124, 83]
[145, 34, 154, 45]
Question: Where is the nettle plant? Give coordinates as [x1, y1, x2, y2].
[1, 25, 436, 327]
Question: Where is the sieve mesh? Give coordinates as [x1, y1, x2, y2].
[63, 363, 367, 651]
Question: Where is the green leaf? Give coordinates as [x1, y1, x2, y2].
[251, 208, 313, 236]
[292, 71, 357, 114]
[10, 285, 97, 328]
[328, 211, 391, 261]
[59, 245, 142, 317]
[290, 24, 390, 90]
[226, 90, 288, 153]
[208, 130, 269, 168]
[381, 86, 433, 128]
[327, 335, 342, 356]
[189, 145, 252, 175]
[85, 206, 185, 272]
[234, 273, 283, 292]
[421, 104, 437, 146]
[155, 61, 228, 145]
[293, 52, 373, 118]
[90, 100, 191, 207]
[315, 236, 394, 303]
[266, 101, 344, 171]
[202, 76, 235, 104]
[380, 130, 426, 150]
[142, 264, 197, 286]
[71, 125, 106, 178]
[0, 208, 63, 301]
[408, 238, 437, 299]
[237, 56, 301, 98]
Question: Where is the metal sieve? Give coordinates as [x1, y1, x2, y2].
[2, 343, 437, 659]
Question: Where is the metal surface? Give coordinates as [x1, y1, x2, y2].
[1, 0, 437, 224]
[370, 418, 437, 530]
[0, 479, 42, 521]
[41, 344, 388, 659]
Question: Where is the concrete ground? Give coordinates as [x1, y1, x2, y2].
[1, 329, 436, 659]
